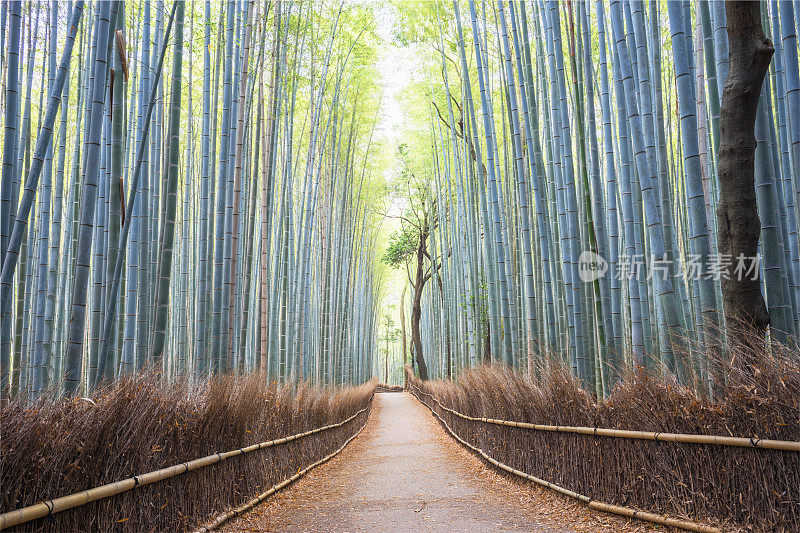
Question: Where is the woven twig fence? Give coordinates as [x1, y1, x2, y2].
[408, 377, 800, 531]
[193, 412, 370, 532]
[410, 385, 718, 532]
[1, 397, 372, 532]
[426, 392, 800, 451]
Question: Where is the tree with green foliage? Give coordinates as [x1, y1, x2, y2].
[381, 145, 440, 380]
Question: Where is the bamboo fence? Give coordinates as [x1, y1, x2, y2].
[410, 385, 725, 533]
[194, 412, 370, 532]
[0, 406, 370, 530]
[411, 387, 800, 451]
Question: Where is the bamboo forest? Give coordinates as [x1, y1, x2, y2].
[1, 1, 799, 531]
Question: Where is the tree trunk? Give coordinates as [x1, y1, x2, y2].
[411, 217, 430, 380]
[716, 1, 773, 345]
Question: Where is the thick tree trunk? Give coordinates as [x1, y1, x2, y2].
[716, 1, 773, 345]
[411, 218, 430, 380]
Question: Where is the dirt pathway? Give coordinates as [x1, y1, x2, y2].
[221, 392, 656, 532]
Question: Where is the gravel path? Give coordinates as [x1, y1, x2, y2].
[220, 392, 657, 532]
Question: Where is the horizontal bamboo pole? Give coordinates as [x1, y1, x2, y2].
[410, 388, 720, 533]
[411, 387, 800, 451]
[193, 407, 371, 532]
[0, 406, 370, 530]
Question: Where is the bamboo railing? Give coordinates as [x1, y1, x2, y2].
[194, 413, 370, 532]
[409, 386, 724, 533]
[0, 406, 370, 530]
[412, 387, 800, 451]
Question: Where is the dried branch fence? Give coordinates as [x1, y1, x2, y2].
[407, 366, 799, 531]
[0, 407, 369, 530]
[1, 375, 376, 532]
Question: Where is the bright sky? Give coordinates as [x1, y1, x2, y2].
[371, 3, 421, 375]
[374, 2, 418, 190]
[373, 4, 415, 145]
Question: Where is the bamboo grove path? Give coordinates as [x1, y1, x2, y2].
[220, 393, 657, 532]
